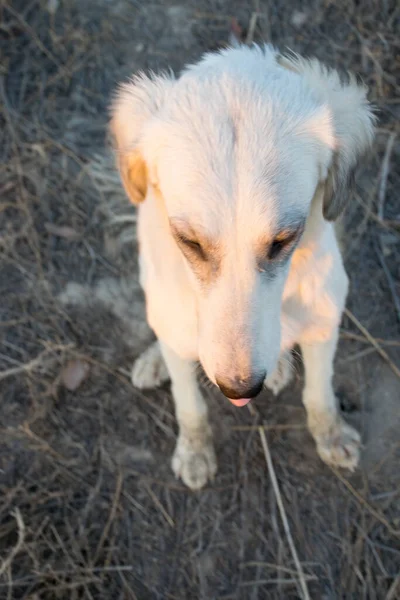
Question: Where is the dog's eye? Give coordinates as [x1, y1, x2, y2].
[183, 239, 201, 251]
[268, 239, 285, 260]
[180, 238, 207, 260]
[267, 231, 298, 260]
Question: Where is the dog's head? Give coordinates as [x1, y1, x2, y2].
[111, 46, 375, 405]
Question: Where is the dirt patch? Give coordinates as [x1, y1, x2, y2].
[1, 1, 400, 598]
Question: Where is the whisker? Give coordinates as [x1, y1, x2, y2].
[281, 355, 298, 376]
[195, 362, 216, 391]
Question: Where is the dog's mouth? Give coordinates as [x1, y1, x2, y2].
[227, 397, 252, 407]
[218, 377, 264, 407]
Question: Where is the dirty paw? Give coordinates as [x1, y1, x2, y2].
[131, 341, 169, 389]
[314, 418, 361, 471]
[172, 433, 217, 491]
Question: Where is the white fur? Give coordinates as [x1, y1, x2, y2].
[111, 45, 374, 489]
[131, 340, 169, 389]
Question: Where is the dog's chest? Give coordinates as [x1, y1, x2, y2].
[138, 248, 199, 360]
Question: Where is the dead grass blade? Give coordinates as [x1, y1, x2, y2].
[344, 309, 400, 379]
[145, 485, 175, 528]
[375, 239, 400, 326]
[377, 133, 397, 222]
[3, 2, 65, 73]
[239, 575, 317, 587]
[245, 11, 259, 45]
[258, 426, 312, 600]
[232, 424, 305, 432]
[0, 344, 74, 382]
[386, 576, 400, 600]
[93, 471, 123, 565]
[329, 467, 400, 537]
[340, 330, 400, 347]
[0, 509, 25, 578]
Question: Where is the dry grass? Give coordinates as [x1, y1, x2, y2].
[1, 0, 400, 598]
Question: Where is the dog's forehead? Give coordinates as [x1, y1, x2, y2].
[154, 74, 320, 235]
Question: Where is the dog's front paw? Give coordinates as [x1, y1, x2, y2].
[131, 341, 169, 389]
[311, 417, 361, 471]
[172, 429, 217, 491]
[264, 353, 294, 396]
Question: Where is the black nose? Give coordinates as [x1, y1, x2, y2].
[216, 372, 266, 400]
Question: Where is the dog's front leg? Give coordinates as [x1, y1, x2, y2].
[159, 341, 217, 490]
[300, 329, 361, 471]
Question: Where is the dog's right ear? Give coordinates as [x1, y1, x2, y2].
[110, 73, 173, 204]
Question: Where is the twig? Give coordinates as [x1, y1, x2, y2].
[344, 309, 400, 379]
[377, 133, 396, 221]
[258, 426, 312, 600]
[0, 509, 25, 577]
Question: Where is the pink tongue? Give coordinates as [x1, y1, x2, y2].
[228, 397, 251, 407]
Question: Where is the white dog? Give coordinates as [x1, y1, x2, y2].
[111, 45, 375, 490]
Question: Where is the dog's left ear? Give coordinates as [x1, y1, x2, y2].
[277, 54, 376, 221]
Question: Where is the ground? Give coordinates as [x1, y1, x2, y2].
[1, 1, 400, 598]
